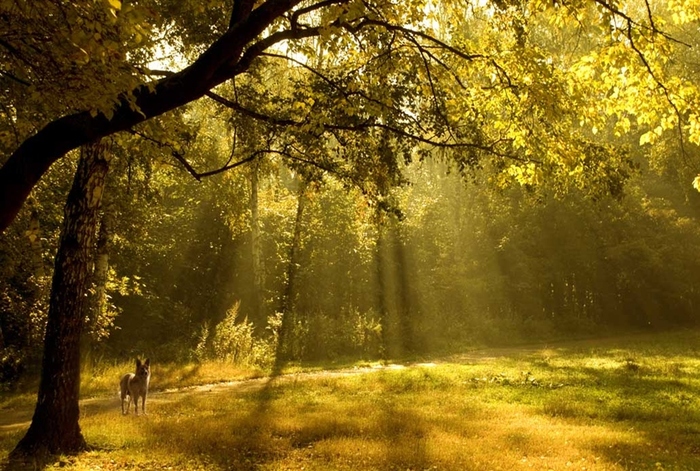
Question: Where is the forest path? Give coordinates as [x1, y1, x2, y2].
[0, 331, 657, 432]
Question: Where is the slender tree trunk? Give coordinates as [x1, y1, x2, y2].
[250, 160, 264, 326]
[374, 216, 415, 358]
[276, 180, 307, 362]
[26, 205, 46, 279]
[391, 220, 415, 354]
[89, 197, 113, 342]
[375, 221, 390, 359]
[12, 140, 110, 458]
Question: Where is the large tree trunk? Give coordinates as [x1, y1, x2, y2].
[11, 140, 110, 458]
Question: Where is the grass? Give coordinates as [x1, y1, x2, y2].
[2, 329, 700, 470]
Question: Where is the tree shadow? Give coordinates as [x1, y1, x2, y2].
[139, 373, 432, 470]
[530, 359, 700, 469]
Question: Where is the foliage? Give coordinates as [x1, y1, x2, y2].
[5, 0, 700, 230]
[192, 302, 277, 369]
[278, 308, 383, 361]
[210, 302, 256, 365]
[6, 0, 700, 458]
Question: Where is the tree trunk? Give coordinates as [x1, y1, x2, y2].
[12, 140, 110, 458]
[276, 180, 307, 362]
[89, 197, 113, 344]
[26, 204, 46, 279]
[250, 160, 264, 326]
[390, 220, 416, 354]
[374, 215, 415, 357]
[375, 221, 390, 359]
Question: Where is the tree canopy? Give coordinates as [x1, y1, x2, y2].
[2, 0, 700, 231]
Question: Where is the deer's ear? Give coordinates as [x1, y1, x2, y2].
[145, 358, 150, 367]
[136, 359, 142, 368]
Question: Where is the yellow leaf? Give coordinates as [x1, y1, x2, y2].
[107, 0, 121, 10]
[693, 176, 700, 192]
[639, 131, 655, 146]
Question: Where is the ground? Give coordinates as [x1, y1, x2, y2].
[2, 330, 700, 470]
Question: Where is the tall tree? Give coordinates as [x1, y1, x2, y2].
[11, 140, 110, 457]
[277, 179, 308, 360]
[249, 159, 264, 325]
[86, 195, 114, 347]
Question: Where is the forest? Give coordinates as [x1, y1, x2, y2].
[2, 0, 700, 467]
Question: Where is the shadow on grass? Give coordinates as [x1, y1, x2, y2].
[79, 364, 437, 470]
[530, 359, 700, 469]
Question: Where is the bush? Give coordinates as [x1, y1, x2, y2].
[194, 302, 278, 369]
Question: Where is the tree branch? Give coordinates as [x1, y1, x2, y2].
[260, 51, 428, 132]
[205, 90, 521, 161]
[230, 0, 255, 29]
[0, 70, 32, 86]
[592, 0, 690, 46]
[290, 0, 348, 27]
[129, 128, 262, 179]
[0, 0, 307, 232]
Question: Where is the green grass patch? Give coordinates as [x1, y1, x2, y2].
[2, 329, 700, 470]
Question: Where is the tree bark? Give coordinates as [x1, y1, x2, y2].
[11, 140, 110, 458]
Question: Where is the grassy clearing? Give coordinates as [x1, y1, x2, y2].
[2, 330, 700, 470]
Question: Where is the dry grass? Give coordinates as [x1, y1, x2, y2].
[2, 330, 700, 470]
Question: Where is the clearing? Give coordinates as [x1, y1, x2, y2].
[2, 330, 700, 470]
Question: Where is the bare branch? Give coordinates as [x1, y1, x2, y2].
[196, 152, 260, 178]
[206, 90, 298, 126]
[128, 129, 202, 181]
[354, 19, 485, 62]
[622, 20, 686, 154]
[205, 90, 522, 161]
[229, 25, 323, 76]
[129, 127, 262, 179]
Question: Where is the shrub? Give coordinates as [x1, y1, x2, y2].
[194, 303, 278, 369]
